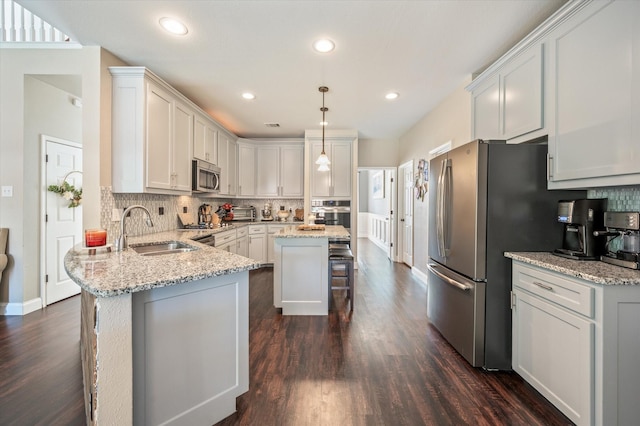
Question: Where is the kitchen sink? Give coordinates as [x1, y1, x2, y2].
[131, 241, 198, 256]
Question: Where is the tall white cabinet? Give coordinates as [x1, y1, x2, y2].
[111, 67, 194, 194]
[193, 113, 218, 164]
[546, 0, 640, 188]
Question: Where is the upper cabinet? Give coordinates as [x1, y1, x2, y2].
[468, 0, 640, 189]
[547, 0, 640, 189]
[218, 132, 237, 196]
[469, 42, 544, 142]
[110, 66, 237, 195]
[193, 113, 218, 164]
[111, 68, 194, 194]
[236, 140, 304, 199]
[306, 131, 356, 199]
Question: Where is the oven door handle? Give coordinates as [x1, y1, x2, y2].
[427, 263, 472, 291]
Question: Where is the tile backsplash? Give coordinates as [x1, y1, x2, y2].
[100, 187, 303, 243]
[588, 186, 640, 212]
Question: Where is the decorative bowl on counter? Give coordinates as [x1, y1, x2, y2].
[277, 210, 290, 220]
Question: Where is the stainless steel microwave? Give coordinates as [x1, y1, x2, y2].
[192, 159, 220, 193]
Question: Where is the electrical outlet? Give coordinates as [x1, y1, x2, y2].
[111, 208, 121, 221]
[183, 206, 188, 213]
[123, 207, 131, 217]
[1, 186, 13, 197]
[159, 207, 164, 215]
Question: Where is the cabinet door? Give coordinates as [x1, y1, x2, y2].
[256, 146, 280, 197]
[280, 145, 304, 198]
[331, 142, 352, 197]
[310, 142, 332, 197]
[471, 75, 500, 140]
[248, 234, 265, 263]
[172, 101, 193, 192]
[512, 289, 593, 425]
[237, 143, 256, 196]
[267, 225, 286, 263]
[548, 0, 640, 184]
[193, 114, 218, 163]
[236, 236, 248, 257]
[228, 138, 237, 196]
[501, 43, 543, 140]
[146, 82, 173, 190]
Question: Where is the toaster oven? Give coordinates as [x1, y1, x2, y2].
[231, 205, 256, 221]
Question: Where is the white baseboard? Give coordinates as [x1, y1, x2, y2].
[368, 236, 388, 253]
[0, 298, 43, 315]
[411, 267, 429, 287]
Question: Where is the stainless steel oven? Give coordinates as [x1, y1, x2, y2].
[311, 200, 350, 231]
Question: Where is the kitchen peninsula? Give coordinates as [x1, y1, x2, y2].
[273, 225, 351, 315]
[64, 230, 260, 426]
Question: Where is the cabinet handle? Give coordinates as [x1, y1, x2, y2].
[533, 281, 553, 291]
[547, 154, 553, 180]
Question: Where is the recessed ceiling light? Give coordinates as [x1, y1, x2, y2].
[159, 17, 188, 35]
[242, 92, 256, 100]
[385, 92, 399, 100]
[320, 121, 328, 126]
[313, 39, 335, 53]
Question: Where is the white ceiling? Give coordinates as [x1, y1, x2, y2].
[18, 0, 567, 140]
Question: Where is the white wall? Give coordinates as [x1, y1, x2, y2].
[397, 78, 472, 277]
[358, 138, 399, 167]
[0, 46, 122, 312]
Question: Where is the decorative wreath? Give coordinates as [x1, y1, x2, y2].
[48, 171, 82, 208]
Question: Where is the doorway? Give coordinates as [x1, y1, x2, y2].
[41, 136, 82, 305]
[357, 167, 398, 261]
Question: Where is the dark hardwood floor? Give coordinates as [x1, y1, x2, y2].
[0, 239, 572, 426]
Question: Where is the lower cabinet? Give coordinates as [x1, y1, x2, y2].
[267, 224, 287, 264]
[511, 261, 640, 426]
[236, 227, 248, 257]
[248, 225, 267, 264]
[214, 229, 237, 253]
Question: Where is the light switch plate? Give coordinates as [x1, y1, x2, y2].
[1, 186, 13, 197]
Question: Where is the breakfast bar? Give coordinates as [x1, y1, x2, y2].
[273, 225, 351, 315]
[64, 231, 260, 426]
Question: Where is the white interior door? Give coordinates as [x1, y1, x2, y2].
[400, 161, 414, 266]
[44, 137, 82, 305]
[387, 169, 397, 262]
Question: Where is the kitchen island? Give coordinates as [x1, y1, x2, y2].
[65, 230, 260, 426]
[273, 225, 350, 315]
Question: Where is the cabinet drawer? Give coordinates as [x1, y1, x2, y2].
[236, 227, 248, 238]
[215, 229, 236, 246]
[513, 264, 594, 318]
[249, 225, 266, 235]
[267, 224, 286, 234]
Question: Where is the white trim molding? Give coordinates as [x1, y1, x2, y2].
[1, 298, 43, 315]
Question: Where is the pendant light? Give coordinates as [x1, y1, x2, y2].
[315, 86, 331, 171]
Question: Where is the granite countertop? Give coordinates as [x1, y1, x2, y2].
[274, 225, 351, 239]
[505, 252, 640, 286]
[65, 229, 261, 297]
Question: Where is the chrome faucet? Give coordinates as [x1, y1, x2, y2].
[114, 205, 154, 251]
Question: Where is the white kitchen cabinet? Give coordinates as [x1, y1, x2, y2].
[511, 261, 640, 426]
[310, 140, 352, 198]
[547, 0, 640, 188]
[111, 67, 194, 194]
[237, 141, 256, 197]
[470, 75, 500, 140]
[512, 264, 593, 425]
[214, 228, 236, 253]
[236, 142, 304, 199]
[501, 43, 543, 140]
[248, 224, 267, 264]
[468, 43, 543, 142]
[267, 224, 286, 263]
[193, 113, 218, 164]
[235, 227, 249, 257]
[218, 133, 237, 196]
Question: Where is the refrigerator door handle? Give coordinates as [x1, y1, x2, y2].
[427, 263, 473, 291]
[442, 158, 452, 256]
[436, 159, 447, 257]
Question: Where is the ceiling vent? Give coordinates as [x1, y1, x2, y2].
[264, 122, 280, 128]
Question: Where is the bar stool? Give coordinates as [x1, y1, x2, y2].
[328, 247, 354, 311]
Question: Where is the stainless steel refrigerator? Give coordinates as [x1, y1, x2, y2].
[427, 139, 583, 370]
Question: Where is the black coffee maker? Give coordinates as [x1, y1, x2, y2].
[554, 199, 607, 260]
